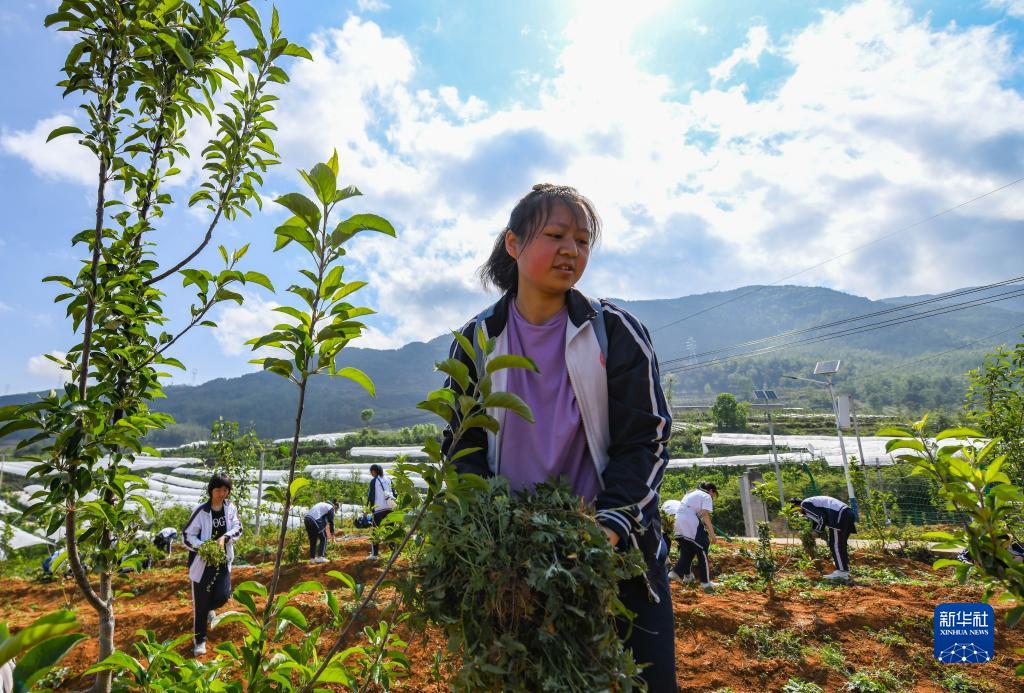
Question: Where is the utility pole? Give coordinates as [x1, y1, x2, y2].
[784, 361, 858, 520]
[254, 449, 266, 536]
[754, 389, 785, 508]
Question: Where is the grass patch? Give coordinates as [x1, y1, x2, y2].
[865, 627, 909, 647]
[850, 565, 925, 586]
[813, 643, 847, 673]
[937, 671, 992, 693]
[718, 572, 756, 591]
[844, 669, 902, 692]
[735, 623, 804, 661]
[782, 679, 824, 693]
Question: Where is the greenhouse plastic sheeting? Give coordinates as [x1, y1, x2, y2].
[0, 520, 52, 550]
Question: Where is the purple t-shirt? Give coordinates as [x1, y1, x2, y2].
[498, 300, 601, 501]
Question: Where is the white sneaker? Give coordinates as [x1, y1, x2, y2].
[312, 556, 329, 564]
[367, 553, 380, 560]
[701, 581, 721, 592]
[193, 640, 206, 657]
[668, 571, 694, 585]
[823, 570, 850, 581]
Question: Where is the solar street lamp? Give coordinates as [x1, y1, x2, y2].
[753, 389, 785, 507]
[783, 360, 858, 519]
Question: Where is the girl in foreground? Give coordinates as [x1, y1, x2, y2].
[442, 184, 676, 691]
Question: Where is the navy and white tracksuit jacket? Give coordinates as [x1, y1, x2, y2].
[800, 496, 856, 534]
[182, 500, 243, 583]
[441, 289, 673, 561]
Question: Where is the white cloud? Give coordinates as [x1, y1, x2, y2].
[708, 25, 771, 84]
[988, 1, 1024, 18]
[0, 301, 10, 312]
[261, 1, 1024, 349]
[19, 1, 1012, 360]
[211, 292, 282, 358]
[357, 0, 389, 11]
[27, 350, 69, 384]
[0, 114, 96, 185]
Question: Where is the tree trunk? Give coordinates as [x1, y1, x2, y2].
[91, 528, 115, 693]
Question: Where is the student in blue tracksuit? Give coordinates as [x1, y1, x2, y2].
[304, 500, 339, 563]
[790, 495, 857, 581]
[442, 184, 676, 691]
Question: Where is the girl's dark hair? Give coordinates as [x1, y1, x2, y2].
[207, 473, 232, 496]
[480, 183, 602, 293]
[697, 481, 718, 494]
[369, 464, 383, 476]
[331, 499, 340, 509]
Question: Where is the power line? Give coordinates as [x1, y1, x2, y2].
[650, 175, 1024, 333]
[661, 288, 1024, 375]
[659, 275, 1024, 367]
[867, 320, 1024, 379]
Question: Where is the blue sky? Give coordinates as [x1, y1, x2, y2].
[1, 0, 1023, 394]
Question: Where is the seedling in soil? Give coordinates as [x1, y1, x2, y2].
[735, 623, 804, 661]
[937, 670, 992, 693]
[782, 678, 824, 693]
[865, 627, 909, 648]
[814, 643, 847, 673]
[844, 668, 903, 692]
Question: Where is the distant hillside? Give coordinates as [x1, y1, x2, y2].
[879, 283, 1024, 314]
[3, 284, 1022, 444]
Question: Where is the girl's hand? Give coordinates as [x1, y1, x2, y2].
[601, 525, 620, 547]
[218, 536, 226, 548]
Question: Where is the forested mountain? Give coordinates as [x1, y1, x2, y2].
[3, 284, 1022, 444]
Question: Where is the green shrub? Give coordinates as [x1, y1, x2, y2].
[938, 670, 991, 692]
[414, 477, 646, 691]
[735, 623, 803, 661]
[782, 679, 824, 693]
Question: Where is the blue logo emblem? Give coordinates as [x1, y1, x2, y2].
[934, 603, 994, 663]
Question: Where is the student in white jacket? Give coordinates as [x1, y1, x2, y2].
[182, 473, 243, 656]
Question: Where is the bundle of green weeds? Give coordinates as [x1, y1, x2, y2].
[415, 477, 646, 691]
[197, 539, 227, 567]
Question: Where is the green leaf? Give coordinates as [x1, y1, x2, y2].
[333, 185, 362, 202]
[12, 632, 86, 690]
[277, 605, 308, 631]
[275, 193, 321, 229]
[485, 354, 538, 375]
[1006, 604, 1024, 628]
[289, 477, 310, 499]
[336, 367, 375, 397]
[156, 32, 194, 68]
[234, 581, 269, 597]
[482, 392, 534, 423]
[331, 214, 396, 246]
[326, 570, 356, 590]
[307, 163, 337, 205]
[273, 305, 311, 326]
[244, 271, 275, 291]
[451, 330, 476, 364]
[326, 149, 339, 175]
[286, 580, 324, 599]
[46, 125, 83, 142]
[935, 427, 986, 441]
[283, 43, 313, 60]
[435, 358, 470, 391]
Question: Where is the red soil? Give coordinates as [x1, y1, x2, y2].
[1, 539, 1020, 692]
